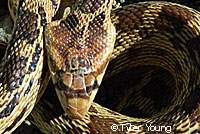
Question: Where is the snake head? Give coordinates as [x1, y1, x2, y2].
[45, 0, 115, 119]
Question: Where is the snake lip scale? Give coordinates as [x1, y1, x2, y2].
[0, 0, 200, 133]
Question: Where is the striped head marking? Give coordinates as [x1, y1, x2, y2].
[45, 0, 115, 119]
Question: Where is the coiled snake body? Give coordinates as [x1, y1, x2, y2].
[0, 0, 200, 133]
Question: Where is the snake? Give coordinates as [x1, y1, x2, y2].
[0, 0, 200, 133]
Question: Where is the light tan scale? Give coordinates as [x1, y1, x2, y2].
[0, 0, 200, 133]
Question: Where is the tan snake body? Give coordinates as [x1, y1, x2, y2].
[0, 0, 200, 133]
[0, 0, 60, 133]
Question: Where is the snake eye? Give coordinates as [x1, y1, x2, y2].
[71, 57, 78, 68]
[65, 60, 70, 70]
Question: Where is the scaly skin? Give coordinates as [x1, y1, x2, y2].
[1, 0, 200, 133]
[0, 0, 60, 133]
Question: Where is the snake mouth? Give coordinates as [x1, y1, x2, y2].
[54, 71, 99, 119]
[55, 73, 99, 97]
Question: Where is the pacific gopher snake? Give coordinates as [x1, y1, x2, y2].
[0, 0, 200, 133]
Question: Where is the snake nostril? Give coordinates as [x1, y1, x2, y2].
[79, 57, 91, 69]
[79, 58, 85, 65]
[78, 58, 88, 69]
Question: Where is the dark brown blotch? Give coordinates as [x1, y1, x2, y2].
[159, 4, 194, 33]
[0, 93, 19, 118]
[38, 6, 47, 26]
[79, 0, 105, 14]
[12, 9, 39, 45]
[25, 79, 34, 94]
[89, 11, 105, 29]
[63, 14, 79, 31]
[0, 56, 27, 93]
[27, 44, 41, 74]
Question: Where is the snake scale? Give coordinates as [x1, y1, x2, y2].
[0, 0, 199, 133]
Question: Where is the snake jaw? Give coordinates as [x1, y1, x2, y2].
[66, 88, 98, 119]
[53, 60, 99, 119]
